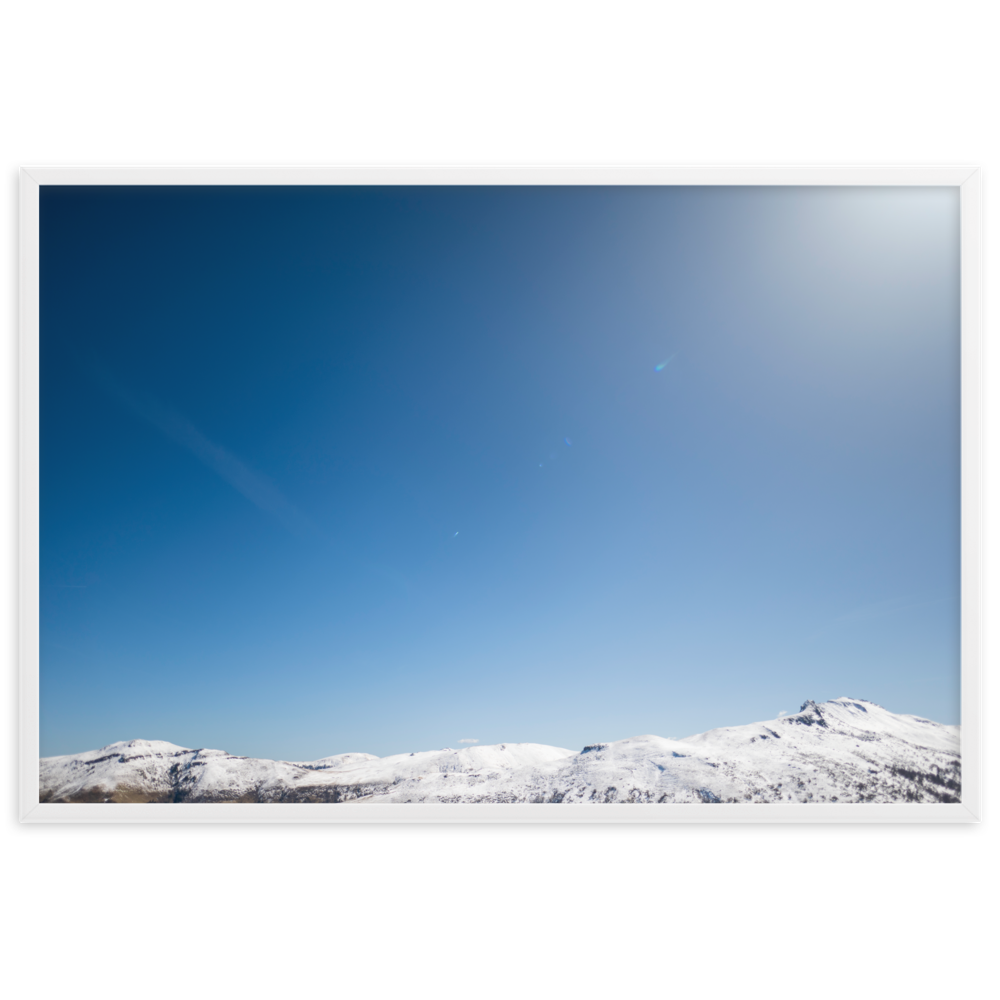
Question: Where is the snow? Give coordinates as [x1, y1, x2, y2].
[38, 698, 961, 804]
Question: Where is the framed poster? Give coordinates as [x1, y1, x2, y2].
[19, 166, 982, 823]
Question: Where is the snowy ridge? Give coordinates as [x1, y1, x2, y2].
[39, 698, 961, 804]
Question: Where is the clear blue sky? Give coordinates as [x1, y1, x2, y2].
[39, 184, 959, 760]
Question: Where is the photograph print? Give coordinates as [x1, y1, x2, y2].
[34, 177, 964, 811]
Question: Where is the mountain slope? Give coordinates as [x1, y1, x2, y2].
[38, 698, 960, 804]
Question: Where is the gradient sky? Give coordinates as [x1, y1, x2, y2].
[39, 184, 960, 760]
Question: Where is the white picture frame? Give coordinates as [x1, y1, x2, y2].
[19, 162, 982, 823]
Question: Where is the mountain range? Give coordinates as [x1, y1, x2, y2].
[38, 698, 961, 804]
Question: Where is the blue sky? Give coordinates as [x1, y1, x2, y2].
[39, 185, 960, 759]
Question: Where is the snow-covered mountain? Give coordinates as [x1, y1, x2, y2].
[39, 698, 961, 805]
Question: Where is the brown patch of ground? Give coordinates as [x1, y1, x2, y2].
[40, 786, 175, 803]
